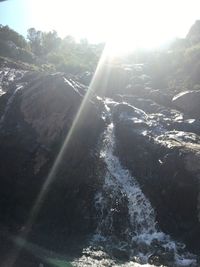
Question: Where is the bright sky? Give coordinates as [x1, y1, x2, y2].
[0, 0, 200, 49]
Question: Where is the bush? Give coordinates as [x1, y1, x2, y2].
[16, 48, 34, 63]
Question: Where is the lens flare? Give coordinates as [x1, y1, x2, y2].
[2, 44, 114, 267]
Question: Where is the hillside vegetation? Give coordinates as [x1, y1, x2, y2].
[1, 21, 200, 90]
[0, 25, 104, 73]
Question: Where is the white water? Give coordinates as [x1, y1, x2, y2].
[96, 122, 156, 237]
[91, 100, 197, 266]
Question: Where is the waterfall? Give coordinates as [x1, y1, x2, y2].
[96, 122, 156, 238]
[92, 99, 197, 266]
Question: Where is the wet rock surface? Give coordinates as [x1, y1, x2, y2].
[111, 89, 200, 254]
[172, 90, 200, 118]
[0, 59, 200, 266]
[0, 67, 105, 239]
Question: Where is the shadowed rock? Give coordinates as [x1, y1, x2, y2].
[172, 90, 200, 118]
[112, 99, 200, 252]
[0, 70, 105, 239]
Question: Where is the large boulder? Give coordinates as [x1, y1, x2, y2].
[112, 101, 200, 252]
[172, 90, 200, 118]
[0, 70, 105, 238]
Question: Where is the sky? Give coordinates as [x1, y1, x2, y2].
[0, 0, 200, 48]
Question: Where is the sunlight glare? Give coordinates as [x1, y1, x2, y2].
[4, 43, 111, 267]
[28, 0, 200, 57]
[104, 0, 183, 57]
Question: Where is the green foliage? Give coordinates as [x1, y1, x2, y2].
[27, 28, 43, 56]
[165, 21, 200, 89]
[0, 24, 28, 49]
[126, 21, 200, 91]
[0, 39, 34, 63]
[184, 43, 200, 62]
[42, 30, 61, 54]
[0, 25, 103, 74]
[0, 25, 34, 63]
[0, 39, 12, 56]
[18, 47, 34, 63]
[26, 28, 103, 73]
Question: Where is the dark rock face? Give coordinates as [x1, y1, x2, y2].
[1, 59, 200, 265]
[172, 90, 200, 118]
[100, 63, 200, 257]
[112, 98, 200, 252]
[148, 250, 174, 267]
[0, 70, 105, 238]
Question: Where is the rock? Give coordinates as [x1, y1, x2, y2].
[148, 254, 162, 266]
[0, 70, 105, 239]
[172, 90, 200, 118]
[77, 71, 93, 86]
[113, 103, 148, 123]
[148, 250, 174, 266]
[121, 95, 162, 114]
[20, 74, 83, 145]
[169, 119, 200, 135]
[112, 100, 200, 252]
[111, 247, 130, 261]
[148, 89, 173, 107]
[1, 58, 200, 262]
[0, 67, 26, 92]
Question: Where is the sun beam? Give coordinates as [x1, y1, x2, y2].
[103, 0, 181, 57]
[3, 44, 111, 267]
[2, 1, 200, 265]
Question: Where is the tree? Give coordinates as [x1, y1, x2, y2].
[42, 30, 61, 55]
[27, 28, 43, 56]
[0, 25, 27, 49]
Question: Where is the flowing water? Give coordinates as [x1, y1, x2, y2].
[76, 99, 197, 267]
[0, 70, 197, 266]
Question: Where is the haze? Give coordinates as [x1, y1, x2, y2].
[0, 0, 200, 50]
